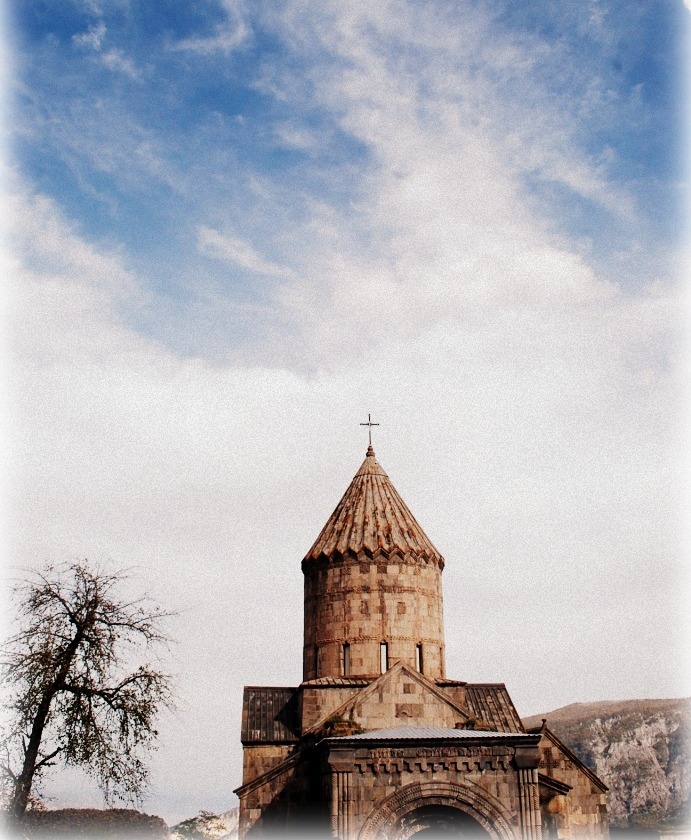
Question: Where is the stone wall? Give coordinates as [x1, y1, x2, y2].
[326, 742, 537, 840]
[239, 749, 328, 838]
[242, 745, 293, 786]
[303, 553, 445, 681]
[300, 684, 367, 732]
[239, 724, 609, 839]
[538, 733, 609, 839]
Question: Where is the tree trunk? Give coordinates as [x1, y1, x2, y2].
[8, 692, 55, 820]
[8, 628, 84, 820]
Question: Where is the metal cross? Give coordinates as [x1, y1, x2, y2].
[360, 414, 379, 446]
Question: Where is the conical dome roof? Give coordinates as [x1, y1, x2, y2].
[303, 446, 444, 567]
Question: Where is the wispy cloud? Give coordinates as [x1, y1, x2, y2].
[72, 21, 140, 79]
[169, 0, 250, 56]
[72, 22, 106, 50]
[197, 226, 293, 279]
[7, 187, 133, 294]
[225, 2, 633, 365]
[273, 121, 322, 151]
[101, 48, 140, 79]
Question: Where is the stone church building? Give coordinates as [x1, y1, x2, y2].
[235, 445, 609, 839]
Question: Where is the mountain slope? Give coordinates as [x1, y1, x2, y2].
[523, 698, 691, 830]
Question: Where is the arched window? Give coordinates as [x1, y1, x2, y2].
[342, 642, 351, 676]
[415, 643, 424, 674]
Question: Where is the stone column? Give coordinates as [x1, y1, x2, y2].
[515, 747, 542, 840]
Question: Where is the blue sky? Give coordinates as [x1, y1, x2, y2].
[10, 0, 687, 361]
[4, 0, 689, 825]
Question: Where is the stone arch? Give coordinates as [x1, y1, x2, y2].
[358, 780, 519, 840]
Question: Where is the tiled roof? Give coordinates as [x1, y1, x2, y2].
[464, 684, 525, 733]
[241, 687, 300, 744]
[328, 727, 537, 741]
[304, 446, 444, 567]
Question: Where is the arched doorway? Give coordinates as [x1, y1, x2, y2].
[358, 781, 518, 840]
[395, 803, 491, 838]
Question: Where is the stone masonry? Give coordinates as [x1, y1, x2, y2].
[235, 445, 610, 839]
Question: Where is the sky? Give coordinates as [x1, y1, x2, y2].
[2, 0, 689, 826]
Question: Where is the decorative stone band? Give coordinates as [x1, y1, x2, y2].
[302, 548, 446, 572]
[307, 634, 443, 645]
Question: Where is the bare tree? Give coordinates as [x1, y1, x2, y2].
[1, 561, 174, 823]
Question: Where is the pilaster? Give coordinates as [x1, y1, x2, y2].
[517, 766, 542, 840]
[328, 750, 355, 839]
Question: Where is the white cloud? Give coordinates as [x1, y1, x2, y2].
[72, 22, 106, 51]
[262, 0, 638, 262]
[71, 22, 140, 79]
[101, 48, 140, 79]
[169, 0, 249, 56]
[274, 121, 321, 151]
[240, 3, 627, 367]
[197, 225, 294, 279]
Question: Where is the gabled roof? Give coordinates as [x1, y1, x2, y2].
[303, 661, 472, 737]
[526, 723, 609, 793]
[303, 446, 444, 567]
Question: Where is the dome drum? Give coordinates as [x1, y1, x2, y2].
[302, 447, 446, 682]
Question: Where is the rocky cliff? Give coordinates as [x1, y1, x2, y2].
[170, 808, 239, 840]
[523, 698, 691, 830]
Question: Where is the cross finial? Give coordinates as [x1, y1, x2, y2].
[359, 413, 379, 447]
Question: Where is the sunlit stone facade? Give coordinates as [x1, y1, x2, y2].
[236, 446, 609, 840]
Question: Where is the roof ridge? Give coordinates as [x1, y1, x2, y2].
[328, 727, 541, 742]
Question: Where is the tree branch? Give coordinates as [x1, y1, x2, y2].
[33, 747, 63, 771]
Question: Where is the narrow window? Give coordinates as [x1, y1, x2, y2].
[416, 644, 423, 674]
[343, 642, 351, 676]
[380, 642, 389, 673]
[314, 645, 320, 677]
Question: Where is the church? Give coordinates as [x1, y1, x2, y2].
[235, 441, 609, 839]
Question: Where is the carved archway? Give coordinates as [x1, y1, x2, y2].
[394, 803, 491, 837]
[358, 780, 519, 840]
